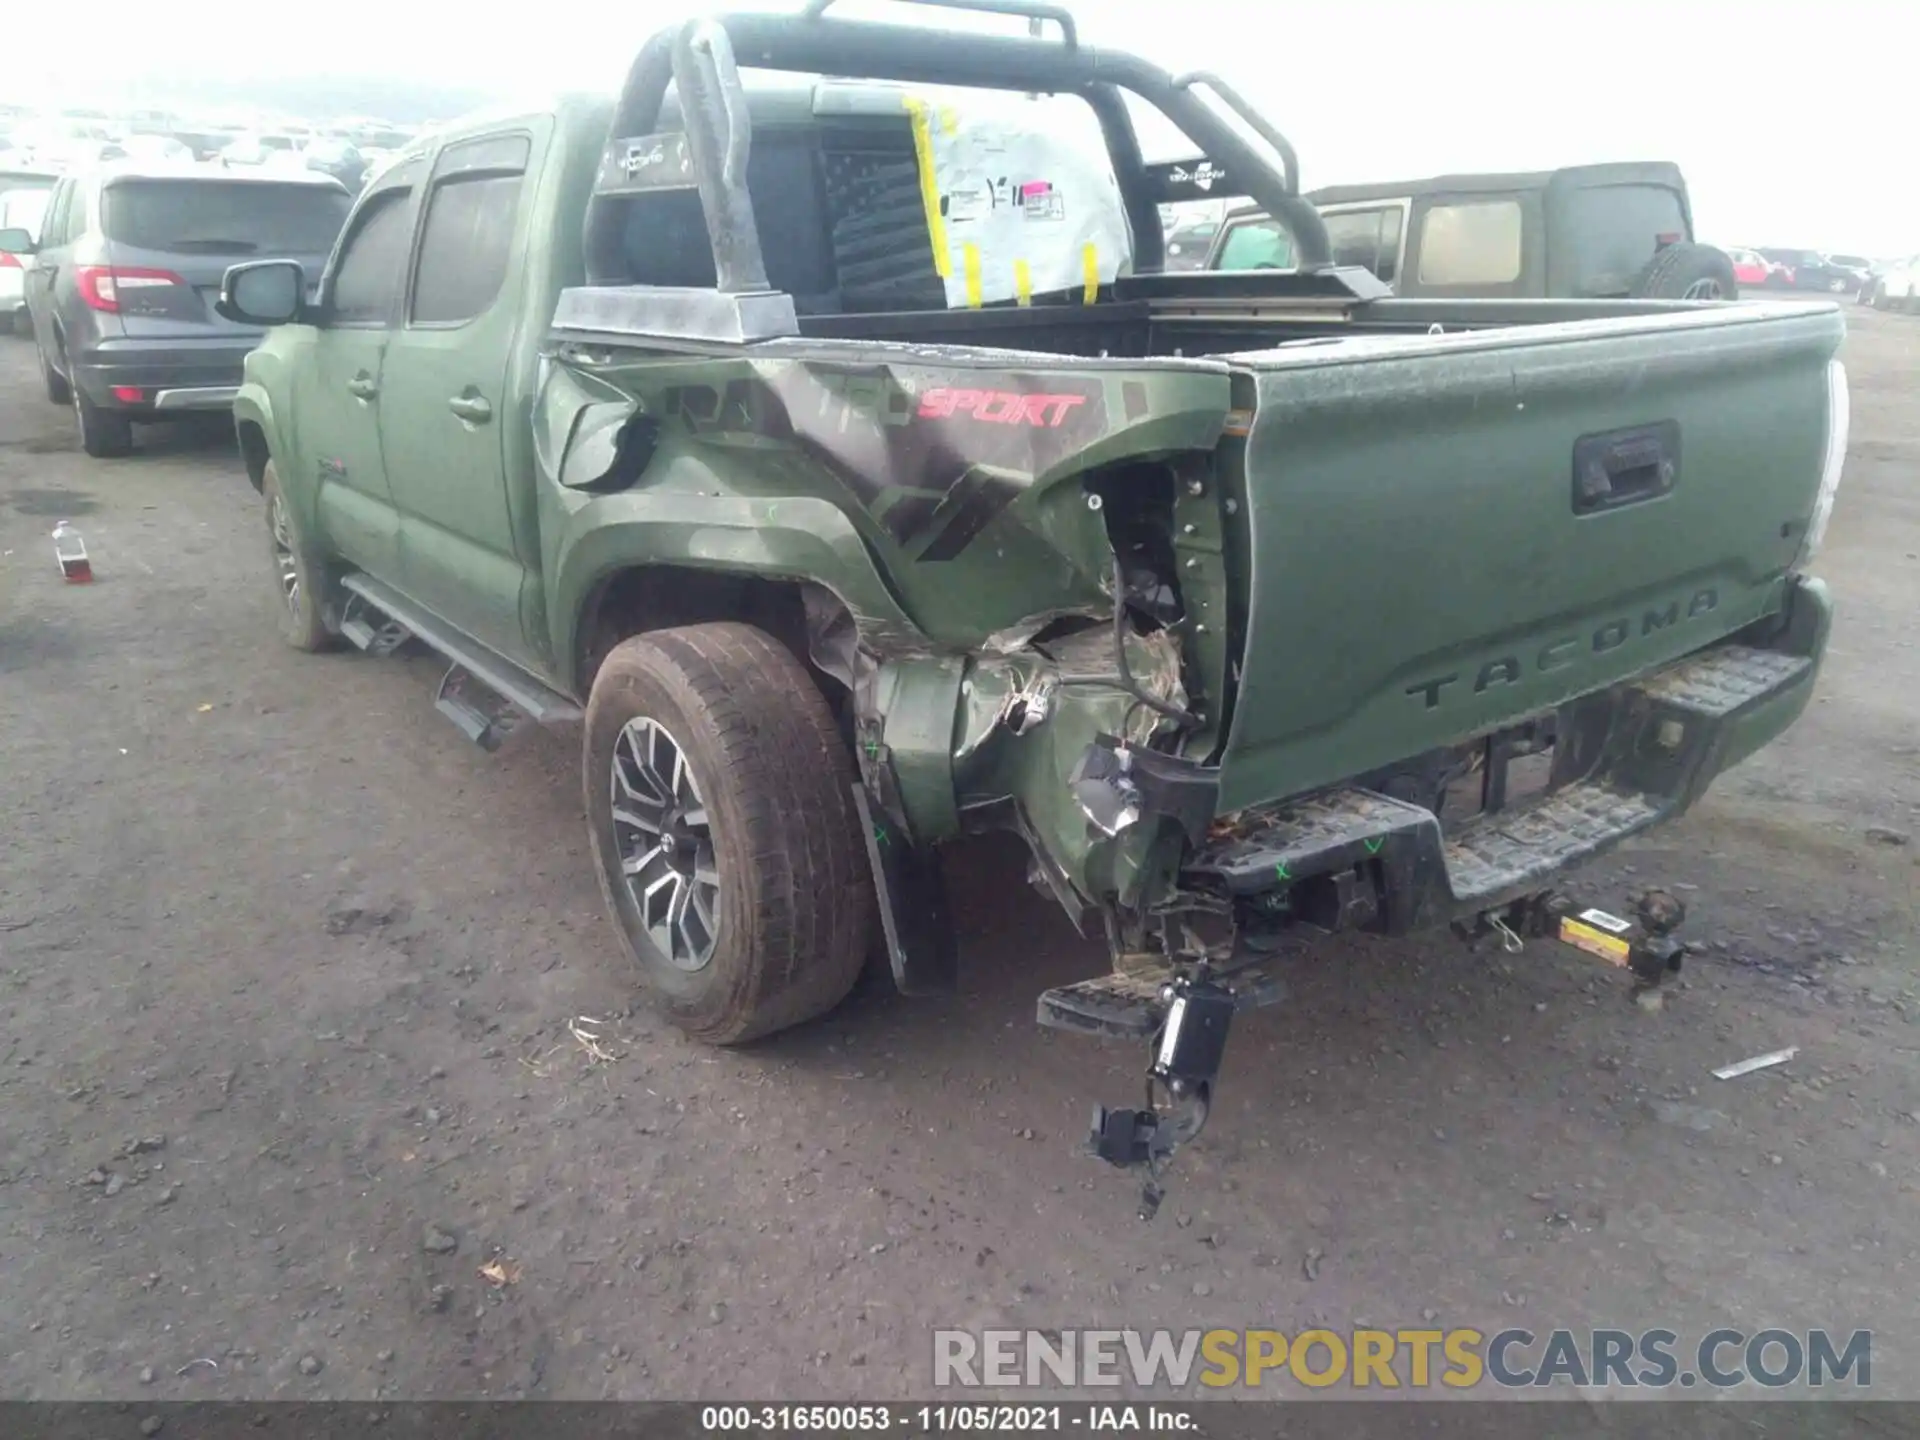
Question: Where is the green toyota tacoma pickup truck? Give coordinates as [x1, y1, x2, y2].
[217, 0, 1847, 1209]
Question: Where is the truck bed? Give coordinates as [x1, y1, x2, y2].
[792, 282, 1717, 358]
[546, 283, 1843, 829]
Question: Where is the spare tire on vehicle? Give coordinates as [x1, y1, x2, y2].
[1632, 243, 1740, 301]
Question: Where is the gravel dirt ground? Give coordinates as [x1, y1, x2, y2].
[0, 303, 1915, 1405]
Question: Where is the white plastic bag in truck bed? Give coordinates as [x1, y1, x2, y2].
[900, 89, 1131, 309]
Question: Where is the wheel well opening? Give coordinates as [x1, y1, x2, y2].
[236, 422, 270, 493]
[579, 568, 854, 734]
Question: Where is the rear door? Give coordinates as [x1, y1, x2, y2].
[23, 178, 73, 337]
[98, 176, 350, 345]
[378, 129, 539, 663]
[34, 179, 119, 366]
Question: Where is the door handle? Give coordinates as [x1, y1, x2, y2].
[447, 393, 493, 425]
[346, 373, 378, 401]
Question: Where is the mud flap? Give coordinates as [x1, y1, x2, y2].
[851, 784, 956, 995]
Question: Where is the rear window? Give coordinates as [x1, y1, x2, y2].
[1214, 218, 1294, 271]
[103, 180, 351, 256]
[1416, 200, 1523, 286]
[1557, 183, 1687, 294]
[1323, 205, 1405, 284]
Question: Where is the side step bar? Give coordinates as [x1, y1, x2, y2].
[338, 573, 584, 748]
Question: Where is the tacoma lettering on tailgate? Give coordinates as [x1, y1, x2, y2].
[1405, 588, 1720, 710]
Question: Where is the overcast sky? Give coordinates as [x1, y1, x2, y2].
[19, 0, 1917, 254]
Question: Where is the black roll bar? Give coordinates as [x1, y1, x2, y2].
[671, 20, 769, 293]
[801, 0, 1079, 48]
[586, 7, 1332, 293]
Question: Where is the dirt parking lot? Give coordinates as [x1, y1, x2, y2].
[0, 302, 1916, 1405]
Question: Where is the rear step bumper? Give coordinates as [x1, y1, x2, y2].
[1184, 636, 1820, 931]
[1038, 578, 1829, 1036]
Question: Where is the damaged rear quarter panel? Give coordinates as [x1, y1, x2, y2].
[543, 348, 1233, 648]
[537, 344, 1233, 892]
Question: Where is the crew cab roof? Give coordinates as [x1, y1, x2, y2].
[1304, 161, 1687, 207]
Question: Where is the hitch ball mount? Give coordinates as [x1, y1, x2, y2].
[1088, 967, 1236, 1221]
[1089, 888, 1690, 1221]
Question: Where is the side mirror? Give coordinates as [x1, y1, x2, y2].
[217, 259, 306, 326]
[0, 227, 36, 256]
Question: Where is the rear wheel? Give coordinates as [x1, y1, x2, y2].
[1631, 243, 1739, 301]
[72, 381, 133, 459]
[584, 623, 872, 1045]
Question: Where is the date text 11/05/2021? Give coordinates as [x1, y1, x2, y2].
[701, 1407, 1193, 1432]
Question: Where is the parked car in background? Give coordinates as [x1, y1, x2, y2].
[219, 132, 304, 168]
[1163, 216, 1221, 271]
[1757, 248, 1853, 293]
[1873, 255, 1920, 312]
[0, 163, 59, 199]
[1724, 246, 1770, 288]
[115, 135, 196, 165]
[1210, 162, 1738, 299]
[172, 128, 244, 162]
[1824, 254, 1873, 294]
[0, 187, 51, 333]
[0, 163, 351, 457]
[6, 117, 116, 162]
[301, 136, 368, 191]
[356, 147, 399, 182]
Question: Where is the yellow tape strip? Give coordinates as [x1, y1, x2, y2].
[1082, 243, 1100, 305]
[938, 105, 959, 137]
[1014, 259, 1033, 307]
[963, 244, 984, 309]
[903, 97, 950, 279]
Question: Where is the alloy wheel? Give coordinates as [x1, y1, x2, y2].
[269, 493, 300, 614]
[610, 716, 721, 970]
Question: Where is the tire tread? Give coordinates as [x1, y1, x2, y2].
[586, 622, 871, 1044]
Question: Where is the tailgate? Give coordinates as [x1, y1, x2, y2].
[1213, 302, 1844, 813]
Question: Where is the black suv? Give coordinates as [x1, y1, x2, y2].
[0, 162, 350, 457]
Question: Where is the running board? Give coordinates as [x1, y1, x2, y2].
[338, 574, 584, 741]
[338, 594, 415, 656]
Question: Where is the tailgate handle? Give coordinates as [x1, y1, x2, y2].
[1572, 421, 1678, 515]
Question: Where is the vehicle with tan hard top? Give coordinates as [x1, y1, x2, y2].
[218, 0, 1849, 1215]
